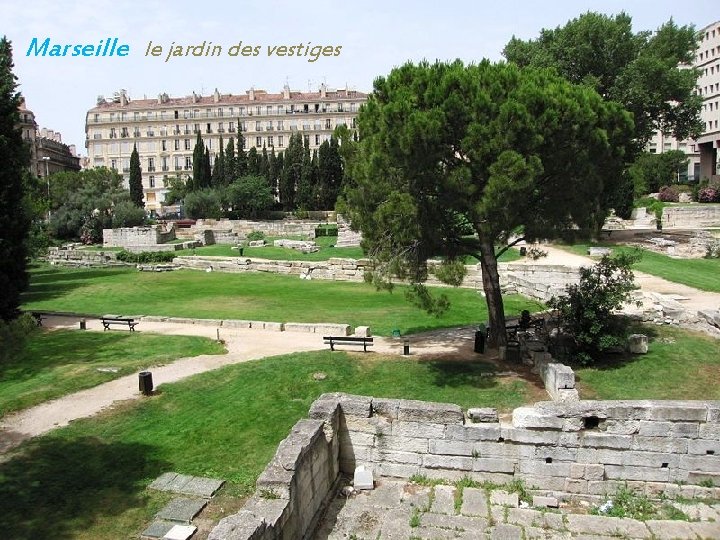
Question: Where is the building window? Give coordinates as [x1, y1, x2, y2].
[175, 139, 181, 151]
[239, 106, 245, 116]
[229, 121, 236, 133]
[148, 157, 155, 171]
[315, 134, 320, 145]
[206, 123, 212, 133]
[162, 140, 167, 151]
[218, 107, 223, 117]
[184, 139, 191, 150]
[256, 136, 262, 147]
[194, 124, 200, 134]
[110, 159, 117, 170]
[185, 156, 192, 170]
[256, 106, 261, 115]
[218, 122, 224, 133]
[255, 121, 262, 131]
[277, 105, 283, 114]
[268, 135, 274, 147]
[94, 113, 100, 123]
[278, 135, 284, 147]
[149, 176, 155, 188]
[277, 120, 284, 130]
[175, 156, 182, 170]
[162, 157, 169, 171]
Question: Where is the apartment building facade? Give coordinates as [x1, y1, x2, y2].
[85, 84, 367, 211]
[648, 20, 720, 183]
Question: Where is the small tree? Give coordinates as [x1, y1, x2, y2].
[223, 175, 274, 219]
[548, 253, 640, 364]
[129, 143, 143, 207]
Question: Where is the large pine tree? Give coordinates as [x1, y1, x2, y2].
[129, 143, 143, 207]
[0, 37, 31, 321]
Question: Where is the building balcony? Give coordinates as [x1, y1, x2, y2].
[162, 166, 169, 171]
[175, 165, 182, 170]
[148, 166, 156, 172]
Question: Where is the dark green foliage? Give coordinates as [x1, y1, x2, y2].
[316, 136, 344, 209]
[183, 188, 222, 219]
[246, 230, 265, 242]
[314, 225, 338, 237]
[111, 201, 146, 228]
[0, 37, 31, 321]
[47, 168, 129, 241]
[345, 60, 633, 345]
[628, 150, 688, 196]
[235, 122, 248, 177]
[161, 175, 188, 205]
[548, 253, 640, 364]
[115, 250, 176, 263]
[223, 175, 274, 219]
[280, 133, 303, 210]
[191, 133, 206, 190]
[296, 138, 317, 209]
[224, 137, 236, 184]
[203, 148, 211, 188]
[504, 13, 702, 147]
[211, 136, 225, 187]
[246, 147, 260, 176]
[0, 313, 36, 364]
[128, 144, 143, 207]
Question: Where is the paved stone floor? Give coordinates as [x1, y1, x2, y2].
[312, 479, 720, 539]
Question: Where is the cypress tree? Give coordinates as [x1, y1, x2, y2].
[235, 120, 247, 177]
[225, 137, 236, 183]
[129, 143, 144, 207]
[0, 37, 31, 321]
[191, 132, 205, 191]
[247, 146, 259, 176]
[211, 136, 225, 187]
[203, 148, 211, 188]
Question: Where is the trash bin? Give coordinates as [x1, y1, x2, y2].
[403, 339, 410, 355]
[519, 246, 527, 256]
[239, 247, 244, 256]
[139, 371, 153, 395]
[391, 329, 401, 338]
[474, 330, 485, 353]
[506, 340, 521, 363]
[79, 319, 86, 330]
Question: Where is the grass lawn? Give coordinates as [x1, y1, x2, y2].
[0, 329, 225, 418]
[22, 265, 542, 336]
[575, 326, 720, 400]
[0, 350, 533, 539]
[557, 242, 720, 293]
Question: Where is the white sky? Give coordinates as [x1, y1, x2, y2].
[2, 0, 717, 154]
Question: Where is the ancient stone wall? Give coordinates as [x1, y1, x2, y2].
[209, 394, 720, 539]
[500, 263, 581, 301]
[662, 204, 720, 228]
[102, 225, 176, 248]
[209, 408, 341, 540]
[47, 247, 122, 266]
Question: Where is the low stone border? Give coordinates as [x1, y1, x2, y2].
[139, 315, 352, 335]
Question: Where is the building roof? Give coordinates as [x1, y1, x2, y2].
[89, 87, 368, 112]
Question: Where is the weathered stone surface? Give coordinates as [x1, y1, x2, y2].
[490, 490, 519, 507]
[490, 524, 523, 539]
[532, 495, 559, 508]
[372, 397, 401, 419]
[392, 420, 445, 439]
[460, 487, 488, 517]
[163, 524, 197, 540]
[430, 484, 456, 514]
[338, 393, 373, 417]
[588, 247, 612, 256]
[141, 521, 174, 539]
[446, 423, 502, 441]
[423, 454, 473, 471]
[354, 465, 374, 490]
[354, 325, 371, 337]
[513, 408, 564, 430]
[626, 334, 648, 354]
[565, 514, 650, 538]
[506, 507, 564, 529]
[468, 408, 499, 423]
[156, 497, 207, 523]
[690, 521, 720, 538]
[397, 399, 464, 424]
[473, 458, 516, 474]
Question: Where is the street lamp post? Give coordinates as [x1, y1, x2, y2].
[42, 156, 50, 219]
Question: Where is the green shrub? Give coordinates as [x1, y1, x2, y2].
[314, 225, 338, 237]
[548, 253, 640, 365]
[0, 314, 37, 364]
[115, 250, 176, 263]
[111, 201, 146, 228]
[246, 231, 266, 242]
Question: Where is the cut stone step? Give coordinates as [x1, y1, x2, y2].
[163, 524, 197, 540]
[140, 520, 175, 539]
[156, 497, 207, 524]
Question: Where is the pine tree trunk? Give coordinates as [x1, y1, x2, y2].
[479, 237, 507, 347]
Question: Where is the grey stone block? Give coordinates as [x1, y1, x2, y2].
[690, 521, 720, 539]
[338, 393, 373, 417]
[490, 490, 519, 507]
[581, 433, 632, 449]
[376, 435, 428, 453]
[605, 464, 670, 482]
[446, 423, 502, 441]
[645, 519, 700, 540]
[512, 408, 564, 430]
[398, 399, 464, 424]
[430, 484, 456, 514]
[531, 495, 559, 508]
[392, 420, 445, 439]
[156, 497, 207, 523]
[423, 454, 473, 471]
[141, 521, 175, 539]
[700, 423, 720, 440]
[468, 408, 499, 423]
[429, 439, 477, 456]
[565, 514, 650, 538]
[632, 436, 688, 453]
[460, 487, 488, 517]
[473, 458, 516, 474]
[372, 397, 401, 418]
[500, 428, 560, 445]
[180, 477, 224, 498]
[490, 524, 523, 539]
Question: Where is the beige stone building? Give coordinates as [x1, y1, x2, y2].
[648, 20, 720, 183]
[85, 85, 367, 211]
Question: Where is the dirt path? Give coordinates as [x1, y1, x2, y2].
[526, 244, 720, 312]
[0, 316, 494, 454]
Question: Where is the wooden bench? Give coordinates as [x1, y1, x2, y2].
[486, 318, 546, 339]
[101, 317, 138, 332]
[323, 336, 374, 352]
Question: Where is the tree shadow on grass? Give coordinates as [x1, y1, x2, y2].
[421, 359, 500, 389]
[0, 436, 168, 539]
[22, 268, 132, 305]
[571, 325, 662, 374]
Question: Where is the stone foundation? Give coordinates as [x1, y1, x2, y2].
[209, 394, 720, 539]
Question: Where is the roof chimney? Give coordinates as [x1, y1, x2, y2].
[249, 87, 255, 101]
[119, 89, 128, 106]
[213, 88, 220, 103]
[320, 83, 327, 99]
[283, 84, 290, 100]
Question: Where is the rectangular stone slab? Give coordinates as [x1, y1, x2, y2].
[156, 497, 207, 523]
[179, 476, 225, 498]
[149, 472, 180, 492]
[163, 524, 197, 540]
[140, 520, 175, 539]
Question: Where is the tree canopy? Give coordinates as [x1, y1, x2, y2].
[0, 37, 30, 321]
[129, 143, 143, 207]
[503, 12, 702, 147]
[344, 60, 633, 345]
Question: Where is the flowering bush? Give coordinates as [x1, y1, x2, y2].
[697, 187, 719, 203]
[657, 186, 679, 202]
